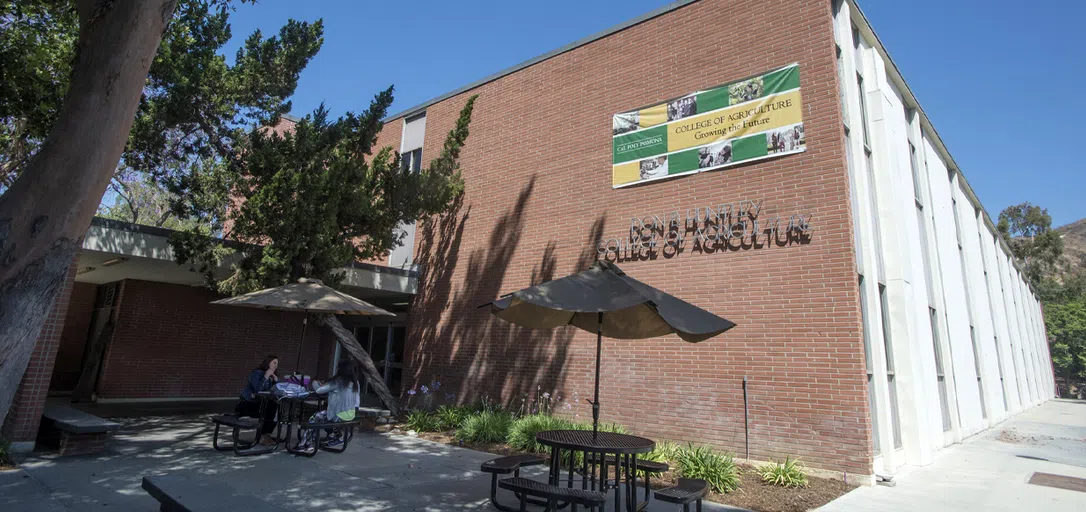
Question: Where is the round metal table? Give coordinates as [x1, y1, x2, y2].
[536, 430, 654, 512]
[254, 391, 326, 449]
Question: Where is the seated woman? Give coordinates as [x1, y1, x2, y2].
[300, 359, 360, 450]
[235, 354, 280, 446]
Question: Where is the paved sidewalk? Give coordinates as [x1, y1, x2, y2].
[1, 415, 742, 511]
[819, 399, 1086, 512]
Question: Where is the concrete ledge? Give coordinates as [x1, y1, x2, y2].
[7, 441, 35, 454]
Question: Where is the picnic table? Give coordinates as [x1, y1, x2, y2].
[536, 430, 655, 512]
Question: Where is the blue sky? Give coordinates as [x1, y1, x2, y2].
[225, 0, 1085, 227]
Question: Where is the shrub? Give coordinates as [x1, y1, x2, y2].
[457, 410, 514, 443]
[469, 397, 507, 415]
[644, 440, 682, 464]
[571, 421, 628, 435]
[405, 410, 442, 432]
[0, 437, 11, 466]
[508, 414, 575, 453]
[436, 405, 472, 431]
[677, 444, 741, 493]
[759, 457, 808, 488]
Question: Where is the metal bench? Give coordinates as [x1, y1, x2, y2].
[654, 478, 708, 512]
[284, 410, 375, 457]
[499, 477, 607, 512]
[142, 475, 290, 511]
[480, 454, 547, 511]
[39, 404, 120, 456]
[601, 455, 669, 501]
[210, 414, 274, 456]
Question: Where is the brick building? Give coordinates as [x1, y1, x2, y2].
[5, 0, 1053, 481]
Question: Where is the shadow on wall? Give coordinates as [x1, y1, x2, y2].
[407, 176, 606, 411]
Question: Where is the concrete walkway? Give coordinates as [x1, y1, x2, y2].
[819, 399, 1086, 511]
[1, 415, 742, 511]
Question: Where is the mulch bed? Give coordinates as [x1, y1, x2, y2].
[404, 429, 856, 512]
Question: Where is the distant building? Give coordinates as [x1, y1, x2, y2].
[6, 0, 1053, 482]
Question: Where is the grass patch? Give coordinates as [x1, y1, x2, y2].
[508, 414, 576, 453]
[758, 457, 808, 488]
[676, 444, 740, 493]
[0, 437, 15, 469]
[457, 410, 514, 443]
[435, 405, 473, 431]
[405, 410, 443, 432]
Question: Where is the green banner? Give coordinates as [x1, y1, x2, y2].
[612, 63, 805, 188]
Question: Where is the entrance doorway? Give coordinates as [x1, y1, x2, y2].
[334, 323, 405, 407]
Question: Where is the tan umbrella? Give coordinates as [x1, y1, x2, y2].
[212, 278, 394, 371]
[482, 260, 736, 439]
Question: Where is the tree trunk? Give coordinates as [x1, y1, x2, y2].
[0, 0, 178, 426]
[314, 314, 403, 416]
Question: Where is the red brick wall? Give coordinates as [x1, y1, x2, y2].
[95, 279, 334, 399]
[49, 281, 97, 393]
[5, 257, 79, 443]
[399, 0, 870, 474]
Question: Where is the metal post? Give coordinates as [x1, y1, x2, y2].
[293, 314, 309, 372]
[743, 376, 750, 460]
[593, 312, 603, 441]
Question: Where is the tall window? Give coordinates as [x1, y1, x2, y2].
[995, 250, 1024, 406]
[977, 220, 1009, 412]
[859, 275, 881, 454]
[953, 188, 986, 419]
[400, 148, 422, 173]
[907, 107, 950, 431]
[931, 308, 952, 431]
[854, 29, 900, 450]
[970, 327, 987, 419]
[879, 284, 903, 448]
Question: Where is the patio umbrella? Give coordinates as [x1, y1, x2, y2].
[211, 278, 395, 372]
[482, 260, 736, 439]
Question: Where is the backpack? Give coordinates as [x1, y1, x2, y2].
[273, 382, 309, 398]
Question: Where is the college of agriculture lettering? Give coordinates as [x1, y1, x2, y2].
[612, 63, 805, 188]
[596, 199, 812, 259]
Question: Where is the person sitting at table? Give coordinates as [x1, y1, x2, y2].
[235, 354, 280, 446]
[299, 358, 360, 450]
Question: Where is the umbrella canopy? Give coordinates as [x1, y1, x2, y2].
[483, 260, 736, 439]
[212, 278, 395, 371]
[212, 278, 395, 316]
[486, 260, 736, 341]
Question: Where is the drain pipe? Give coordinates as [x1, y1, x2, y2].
[743, 376, 750, 460]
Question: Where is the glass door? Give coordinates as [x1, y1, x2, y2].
[343, 323, 407, 406]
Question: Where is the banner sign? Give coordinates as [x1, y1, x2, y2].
[612, 64, 805, 188]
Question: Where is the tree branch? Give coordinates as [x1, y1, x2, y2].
[109, 177, 138, 224]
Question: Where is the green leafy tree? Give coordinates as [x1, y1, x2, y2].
[97, 170, 204, 230]
[0, 2, 78, 186]
[1045, 300, 1086, 391]
[1, 1, 323, 195]
[0, 0, 321, 431]
[171, 91, 478, 414]
[997, 202, 1064, 287]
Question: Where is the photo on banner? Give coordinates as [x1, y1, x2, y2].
[611, 63, 805, 188]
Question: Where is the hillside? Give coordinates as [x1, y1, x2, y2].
[1055, 218, 1086, 274]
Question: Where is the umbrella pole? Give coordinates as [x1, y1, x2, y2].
[294, 314, 308, 373]
[593, 312, 602, 441]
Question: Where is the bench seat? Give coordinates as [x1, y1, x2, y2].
[210, 414, 272, 456]
[43, 404, 120, 434]
[286, 415, 364, 457]
[654, 478, 708, 512]
[481, 454, 547, 474]
[38, 404, 120, 456]
[210, 415, 259, 429]
[480, 455, 548, 511]
[599, 455, 669, 501]
[499, 477, 607, 512]
[142, 475, 290, 512]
